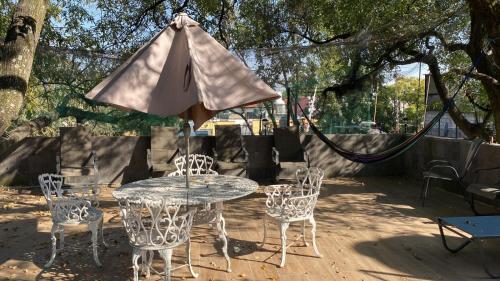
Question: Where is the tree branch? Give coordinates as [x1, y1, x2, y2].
[426, 31, 468, 53]
[128, 0, 167, 36]
[217, 0, 229, 48]
[464, 89, 491, 112]
[283, 28, 352, 45]
[173, 0, 190, 14]
[229, 108, 254, 135]
[451, 68, 500, 86]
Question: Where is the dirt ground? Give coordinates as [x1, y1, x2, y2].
[1, 177, 500, 281]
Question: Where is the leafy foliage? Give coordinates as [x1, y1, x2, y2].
[1, 0, 497, 139]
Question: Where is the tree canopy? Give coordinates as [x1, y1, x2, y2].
[0, 0, 498, 141]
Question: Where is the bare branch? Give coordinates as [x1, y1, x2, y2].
[228, 108, 254, 135]
[129, 0, 167, 36]
[426, 31, 468, 53]
[451, 68, 500, 86]
[217, 0, 228, 48]
[283, 28, 352, 45]
[173, 0, 190, 15]
[464, 89, 491, 112]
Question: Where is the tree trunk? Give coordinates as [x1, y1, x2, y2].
[467, 0, 500, 141]
[0, 0, 48, 136]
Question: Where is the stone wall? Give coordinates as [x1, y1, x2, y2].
[0, 134, 407, 186]
[403, 136, 500, 186]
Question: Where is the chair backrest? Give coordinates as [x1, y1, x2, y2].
[168, 154, 218, 176]
[118, 198, 195, 249]
[150, 126, 179, 166]
[38, 173, 93, 223]
[215, 125, 244, 162]
[461, 138, 483, 178]
[273, 126, 305, 162]
[38, 173, 64, 206]
[295, 167, 324, 195]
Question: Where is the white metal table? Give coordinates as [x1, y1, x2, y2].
[113, 175, 259, 273]
[113, 175, 258, 204]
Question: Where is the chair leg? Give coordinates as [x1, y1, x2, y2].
[99, 217, 108, 248]
[45, 224, 59, 268]
[186, 238, 198, 278]
[159, 248, 173, 281]
[132, 248, 141, 281]
[90, 221, 102, 266]
[279, 222, 289, 268]
[302, 220, 309, 246]
[141, 250, 152, 278]
[309, 217, 322, 257]
[422, 177, 431, 207]
[59, 226, 65, 250]
[217, 215, 231, 272]
[261, 215, 268, 247]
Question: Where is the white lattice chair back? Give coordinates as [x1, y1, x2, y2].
[265, 167, 324, 221]
[295, 167, 324, 196]
[38, 173, 98, 224]
[118, 198, 195, 250]
[168, 154, 218, 176]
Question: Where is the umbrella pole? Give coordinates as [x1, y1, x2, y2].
[183, 115, 191, 189]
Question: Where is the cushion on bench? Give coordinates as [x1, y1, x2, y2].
[467, 183, 500, 200]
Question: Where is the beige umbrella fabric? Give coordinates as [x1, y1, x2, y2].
[86, 13, 279, 129]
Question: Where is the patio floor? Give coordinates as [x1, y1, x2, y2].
[1, 176, 500, 281]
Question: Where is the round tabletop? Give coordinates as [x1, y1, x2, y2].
[112, 175, 259, 204]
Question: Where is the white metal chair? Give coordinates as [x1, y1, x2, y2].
[262, 167, 324, 267]
[38, 173, 106, 268]
[167, 154, 217, 177]
[118, 198, 196, 281]
[168, 154, 232, 272]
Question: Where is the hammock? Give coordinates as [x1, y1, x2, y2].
[294, 58, 479, 164]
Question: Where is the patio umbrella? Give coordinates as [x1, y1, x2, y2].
[86, 13, 279, 188]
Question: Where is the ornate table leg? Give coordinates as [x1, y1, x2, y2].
[215, 201, 231, 272]
[90, 220, 102, 266]
[132, 248, 141, 281]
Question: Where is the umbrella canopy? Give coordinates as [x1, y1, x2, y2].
[86, 13, 279, 129]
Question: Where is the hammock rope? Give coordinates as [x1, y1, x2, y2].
[294, 54, 482, 164]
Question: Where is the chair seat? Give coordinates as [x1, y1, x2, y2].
[422, 171, 454, 181]
[131, 231, 187, 250]
[265, 208, 309, 222]
[57, 207, 103, 225]
[467, 183, 500, 200]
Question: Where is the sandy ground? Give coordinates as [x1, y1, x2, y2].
[1, 177, 500, 281]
